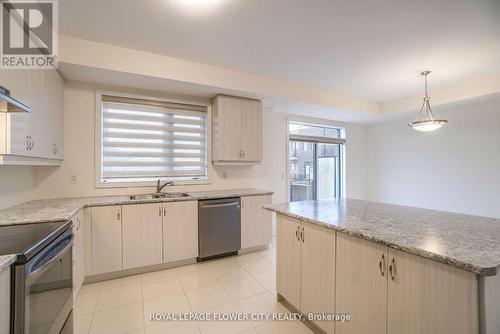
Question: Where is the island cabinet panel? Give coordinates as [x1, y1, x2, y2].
[162, 201, 198, 263]
[277, 215, 301, 309]
[335, 233, 388, 334]
[91, 206, 123, 275]
[0, 267, 10, 334]
[241, 195, 272, 249]
[300, 223, 336, 334]
[122, 203, 163, 269]
[387, 248, 478, 334]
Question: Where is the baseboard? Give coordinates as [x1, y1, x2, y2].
[83, 258, 197, 283]
[238, 244, 269, 254]
[277, 293, 327, 334]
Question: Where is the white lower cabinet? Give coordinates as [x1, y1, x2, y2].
[277, 216, 301, 308]
[277, 216, 336, 334]
[88, 201, 199, 276]
[335, 233, 387, 334]
[162, 201, 198, 263]
[91, 206, 123, 275]
[241, 195, 272, 249]
[387, 248, 478, 334]
[72, 209, 85, 300]
[122, 203, 163, 269]
[300, 223, 335, 334]
[277, 216, 479, 334]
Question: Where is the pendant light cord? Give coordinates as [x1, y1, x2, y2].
[424, 73, 429, 99]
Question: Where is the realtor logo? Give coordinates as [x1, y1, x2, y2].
[1, 0, 58, 68]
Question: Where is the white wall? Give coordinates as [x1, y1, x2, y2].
[32, 85, 283, 202]
[0, 166, 36, 209]
[367, 95, 500, 218]
[28, 84, 368, 205]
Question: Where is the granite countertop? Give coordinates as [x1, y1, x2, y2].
[265, 199, 500, 276]
[0, 254, 16, 272]
[0, 188, 273, 226]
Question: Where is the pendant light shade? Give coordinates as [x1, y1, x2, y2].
[408, 71, 447, 132]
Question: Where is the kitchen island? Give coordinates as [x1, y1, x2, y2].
[265, 199, 500, 334]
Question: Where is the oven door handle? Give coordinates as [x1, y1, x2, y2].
[26, 233, 74, 285]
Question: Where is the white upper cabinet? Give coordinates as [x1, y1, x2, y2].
[0, 68, 64, 164]
[212, 95, 263, 165]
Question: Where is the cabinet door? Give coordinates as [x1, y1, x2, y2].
[387, 249, 478, 334]
[45, 69, 64, 159]
[91, 206, 123, 275]
[241, 195, 272, 249]
[335, 233, 387, 334]
[122, 203, 163, 269]
[72, 209, 85, 300]
[0, 267, 10, 334]
[215, 96, 242, 161]
[300, 224, 335, 334]
[6, 69, 32, 156]
[26, 70, 48, 157]
[241, 99, 262, 161]
[163, 201, 198, 263]
[276, 215, 301, 309]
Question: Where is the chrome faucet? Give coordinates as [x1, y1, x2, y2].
[156, 179, 175, 194]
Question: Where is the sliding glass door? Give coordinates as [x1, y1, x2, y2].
[288, 122, 344, 202]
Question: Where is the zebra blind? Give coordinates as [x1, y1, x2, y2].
[100, 95, 208, 184]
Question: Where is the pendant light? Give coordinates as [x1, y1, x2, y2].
[408, 71, 447, 132]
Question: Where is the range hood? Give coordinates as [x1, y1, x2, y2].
[0, 85, 30, 113]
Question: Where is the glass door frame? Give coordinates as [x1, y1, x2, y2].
[286, 119, 346, 202]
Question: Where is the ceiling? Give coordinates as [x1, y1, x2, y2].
[59, 0, 500, 103]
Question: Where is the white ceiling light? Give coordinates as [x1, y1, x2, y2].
[408, 71, 447, 132]
[171, 0, 226, 14]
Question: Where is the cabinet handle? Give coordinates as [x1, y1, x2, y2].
[117, 212, 121, 221]
[295, 226, 299, 240]
[158, 207, 162, 217]
[379, 254, 386, 276]
[242, 150, 246, 158]
[52, 143, 58, 154]
[389, 258, 396, 280]
[26, 136, 33, 151]
[301, 226, 304, 242]
[163, 207, 166, 216]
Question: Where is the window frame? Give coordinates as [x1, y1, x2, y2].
[94, 90, 211, 188]
[286, 118, 346, 201]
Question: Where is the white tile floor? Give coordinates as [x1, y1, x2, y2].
[74, 238, 314, 334]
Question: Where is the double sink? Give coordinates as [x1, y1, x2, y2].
[128, 192, 191, 200]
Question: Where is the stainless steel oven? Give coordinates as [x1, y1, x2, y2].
[0, 221, 74, 334]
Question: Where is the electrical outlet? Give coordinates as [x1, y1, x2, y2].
[70, 175, 78, 184]
[222, 171, 228, 179]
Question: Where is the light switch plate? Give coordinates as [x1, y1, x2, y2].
[70, 175, 78, 184]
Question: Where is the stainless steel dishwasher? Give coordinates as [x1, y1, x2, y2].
[198, 197, 241, 260]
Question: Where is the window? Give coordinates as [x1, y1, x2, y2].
[97, 94, 208, 185]
[288, 121, 345, 201]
